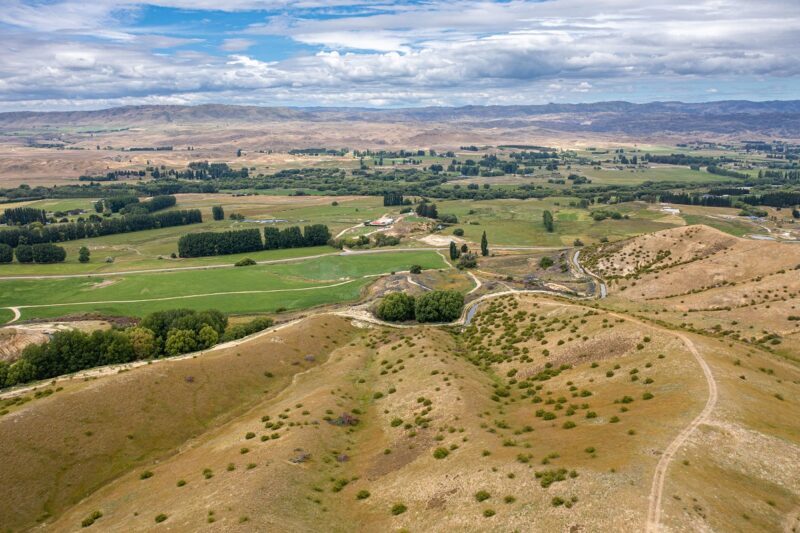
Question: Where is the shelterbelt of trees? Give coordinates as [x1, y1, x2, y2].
[178, 224, 331, 258]
[0, 209, 201, 248]
[0, 309, 274, 389]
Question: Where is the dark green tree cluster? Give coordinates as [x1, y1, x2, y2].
[415, 201, 438, 218]
[15, 243, 66, 263]
[0, 243, 12, 263]
[178, 224, 332, 257]
[414, 290, 465, 323]
[449, 241, 460, 261]
[383, 192, 405, 206]
[376, 292, 416, 321]
[263, 224, 331, 250]
[212, 205, 225, 220]
[0, 309, 275, 389]
[375, 290, 464, 323]
[741, 191, 800, 208]
[457, 252, 478, 270]
[0, 210, 202, 248]
[543, 210, 555, 232]
[2, 207, 47, 226]
[481, 231, 489, 256]
[97, 195, 139, 213]
[136, 195, 177, 213]
[95, 195, 175, 214]
[219, 317, 274, 343]
[178, 228, 264, 258]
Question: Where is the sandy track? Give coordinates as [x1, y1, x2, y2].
[6, 307, 20, 324]
[466, 271, 482, 294]
[643, 330, 718, 533]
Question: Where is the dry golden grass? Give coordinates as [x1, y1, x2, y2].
[0, 315, 357, 531]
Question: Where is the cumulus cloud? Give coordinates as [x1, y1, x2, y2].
[0, 0, 798, 110]
[220, 38, 256, 51]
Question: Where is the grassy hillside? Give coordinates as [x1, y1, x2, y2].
[0, 316, 358, 532]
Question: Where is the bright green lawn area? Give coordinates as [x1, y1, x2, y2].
[0, 250, 448, 320]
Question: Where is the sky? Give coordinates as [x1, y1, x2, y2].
[0, 0, 799, 111]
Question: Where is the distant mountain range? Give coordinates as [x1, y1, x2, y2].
[2, 100, 799, 138]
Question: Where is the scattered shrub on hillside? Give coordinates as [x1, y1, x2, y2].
[457, 252, 478, 270]
[391, 503, 407, 515]
[81, 511, 103, 528]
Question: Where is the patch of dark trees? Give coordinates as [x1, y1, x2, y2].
[178, 224, 331, 258]
[2, 207, 47, 226]
[0, 308, 274, 389]
[0, 209, 202, 248]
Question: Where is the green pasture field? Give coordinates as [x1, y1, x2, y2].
[432, 198, 681, 247]
[0, 250, 448, 321]
[0, 194, 397, 274]
[580, 165, 734, 186]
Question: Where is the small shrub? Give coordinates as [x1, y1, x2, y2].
[475, 490, 491, 502]
[391, 503, 407, 515]
[154, 514, 168, 523]
[81, 510, 103, 528]
[433, 447, 450, 459]
[140, 470, 153, 480]
[357, 490, 371, 500]
[483, 509, 496, 517]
